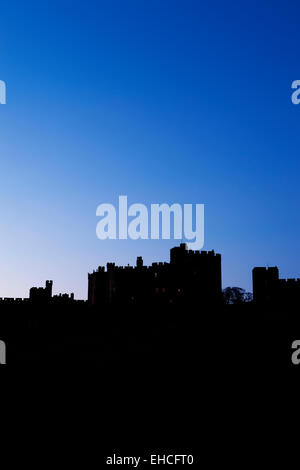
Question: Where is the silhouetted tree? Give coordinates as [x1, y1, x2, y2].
[223, 287, 253, 305]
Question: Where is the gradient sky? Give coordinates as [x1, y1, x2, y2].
[0, 0, 300, 299]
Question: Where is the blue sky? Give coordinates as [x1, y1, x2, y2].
[0, 0, 299, 298]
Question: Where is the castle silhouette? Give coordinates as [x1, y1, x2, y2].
[253, 266, 300, 305]
[0, 243, 299, 364]
[88, 243, 222, 307]
[0, 243, 299, 306]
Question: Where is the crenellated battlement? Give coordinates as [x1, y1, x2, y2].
[253, 266, 300, 304]
[88, 244, 222, 307]
[278, 278, 300, 286]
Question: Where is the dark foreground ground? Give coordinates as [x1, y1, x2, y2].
[1, 301, 299, 372]
[1, 301, 299, 466]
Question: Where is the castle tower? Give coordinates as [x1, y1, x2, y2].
[45, 280, 53, 298]
[252, 267, 279, 303]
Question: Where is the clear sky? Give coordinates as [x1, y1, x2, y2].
[0, 0, 299, 299]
